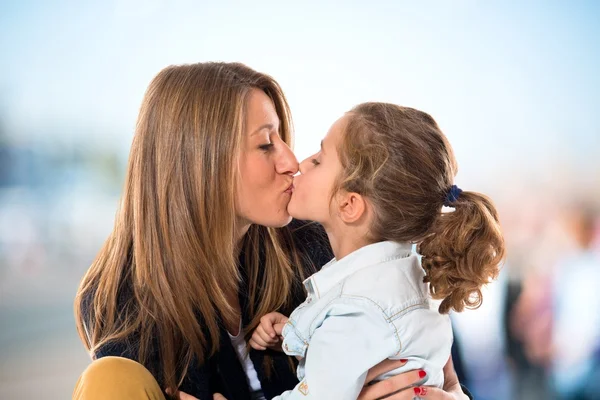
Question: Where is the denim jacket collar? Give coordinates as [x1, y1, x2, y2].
[303, 240, 413, 299]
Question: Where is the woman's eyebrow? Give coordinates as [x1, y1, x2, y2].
[250, 123, 275, 136]
[250, 124, 274, 136]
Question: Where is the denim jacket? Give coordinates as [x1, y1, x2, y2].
[273, 241, 453, 399]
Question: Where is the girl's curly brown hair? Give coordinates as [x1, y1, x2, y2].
[337, 102, 505, 314]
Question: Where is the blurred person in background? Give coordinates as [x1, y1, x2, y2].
[549, 204, 600, 399]
[72, 62, 471, 400]
[507, 196, 569, 400]
[509, 200, 600, 400]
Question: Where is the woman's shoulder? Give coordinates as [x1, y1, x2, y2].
[287, 219, 333, 271]
[287, 219, 325, 235]
[94, 338, 139, 360]
[287, 219, 327, 242]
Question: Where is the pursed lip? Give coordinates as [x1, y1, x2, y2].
[284, 183, 294, 194]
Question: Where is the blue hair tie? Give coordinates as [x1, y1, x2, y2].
[444, 185, 462, 207]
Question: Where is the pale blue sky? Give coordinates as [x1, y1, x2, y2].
[1, 0, 599, 187]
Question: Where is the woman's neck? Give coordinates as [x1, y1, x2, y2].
[221, 221, 249, 336]
[236, 223, 250, 254]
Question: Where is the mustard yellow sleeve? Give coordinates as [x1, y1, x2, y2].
[73, 356, 166, 400]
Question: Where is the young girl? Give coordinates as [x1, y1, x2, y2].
[250, 102, 505, 399]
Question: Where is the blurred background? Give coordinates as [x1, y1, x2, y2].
[0, 1, 599, 399]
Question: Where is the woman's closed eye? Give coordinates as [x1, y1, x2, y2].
[311, 158, 320, 166]
[259, 143, 274, 152]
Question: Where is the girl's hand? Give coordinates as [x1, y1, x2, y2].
[249, 311, 288, 351]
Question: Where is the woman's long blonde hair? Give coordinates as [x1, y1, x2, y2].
[75, 62, 304, 390]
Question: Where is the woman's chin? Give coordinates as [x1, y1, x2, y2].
[271, 213, 293, 227]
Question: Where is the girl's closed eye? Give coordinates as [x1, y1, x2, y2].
[311, 158, 320, 166]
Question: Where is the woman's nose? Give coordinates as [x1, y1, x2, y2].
[276, 142, 299, 175]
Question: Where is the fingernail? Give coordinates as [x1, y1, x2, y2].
[414, 387, 422, 395]
[399, 359, 408, 362]
[419, 370, 427, 378]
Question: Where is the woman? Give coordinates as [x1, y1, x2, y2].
[73, 62, 471, 400]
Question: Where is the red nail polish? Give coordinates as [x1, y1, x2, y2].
[414, 387, 422, 395]
[419, 370, 427, 378]
[399, 359, 408, 362]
